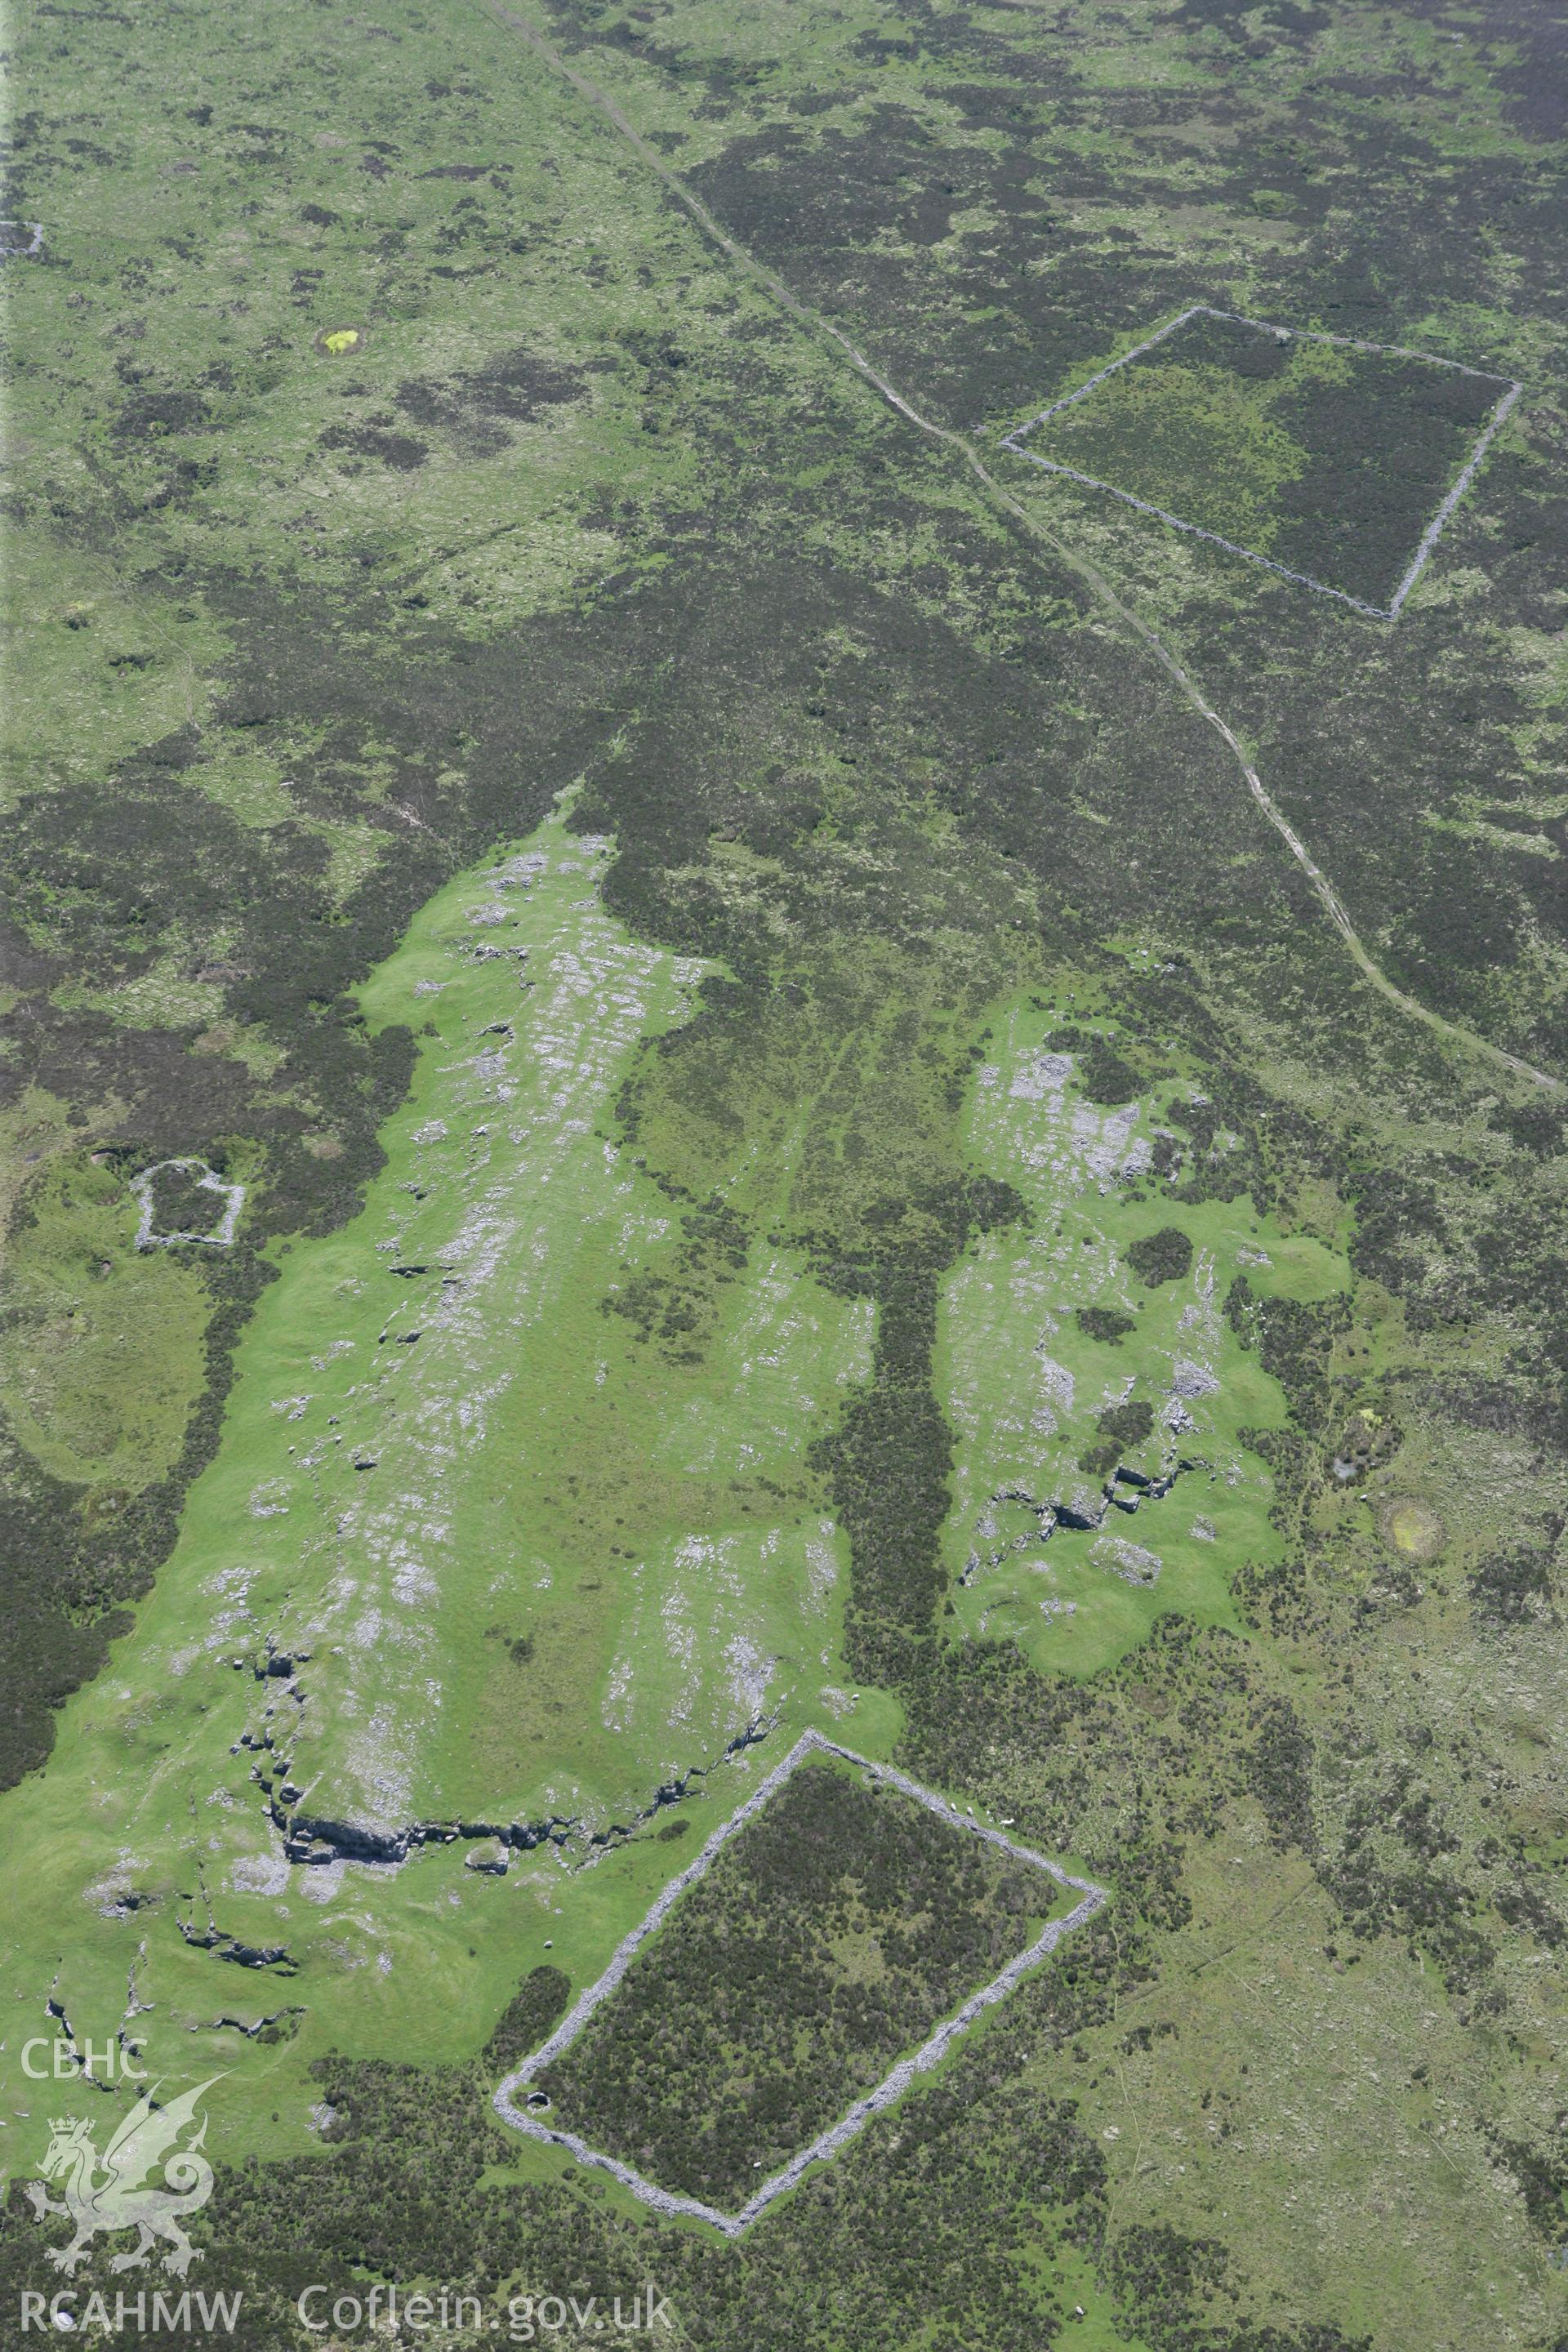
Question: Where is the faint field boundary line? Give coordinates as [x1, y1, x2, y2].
[481, 3, 1561, 1094]
[1001, 303, 1524, 620]
[492, 1728, 1107, 2234]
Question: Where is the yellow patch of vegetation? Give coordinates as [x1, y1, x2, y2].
[1382, 1498, 1446, 1560]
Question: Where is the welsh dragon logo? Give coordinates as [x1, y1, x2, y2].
[24, 2079, 219, 2276]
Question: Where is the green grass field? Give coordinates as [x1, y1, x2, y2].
[939, 990, 1347, 1678]
[0, 1154, 212, 1491]
[0, 800, 886, 2180]
[0, 919, 1331, 2194]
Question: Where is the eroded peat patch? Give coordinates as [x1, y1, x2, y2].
[494, 1735, 1103, 2232]
[1002, 305, 1520, 618]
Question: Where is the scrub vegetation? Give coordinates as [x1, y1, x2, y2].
[539, 1754, 1061, 2206]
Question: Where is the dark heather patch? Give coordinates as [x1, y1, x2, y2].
[112, 388, 212, 439]
[537, 1757, 1054, 2204]
[483, 1964, 572, 2071]
[319, 422, 430, 470]
[394, 344, 586, 451]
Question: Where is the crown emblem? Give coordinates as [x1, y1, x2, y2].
[29, 2081, 219, 2278]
